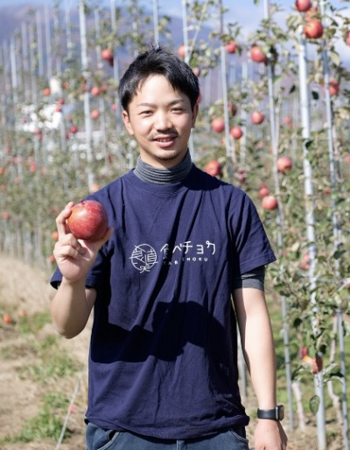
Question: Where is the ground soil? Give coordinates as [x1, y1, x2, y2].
[0, 254, 345, 449]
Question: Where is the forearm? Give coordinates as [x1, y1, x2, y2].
[245, 299, 277, 408]
[234, 288, 277, 409]
[50, 277, 95, 339]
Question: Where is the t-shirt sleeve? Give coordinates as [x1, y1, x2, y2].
[230, 190, 276, 275]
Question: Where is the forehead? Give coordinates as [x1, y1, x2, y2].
[132, 75, 187, 103]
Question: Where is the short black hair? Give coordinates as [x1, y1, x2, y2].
[118, 46, 200, 112]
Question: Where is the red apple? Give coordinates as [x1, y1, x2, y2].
[346, 31, 350, 46]
[1, 211, 10, 219]
[277, 156, 293, 172]
[91, 109, 100, 120]
[326, 79, 340, 97]
[67, 200, 108, 242]
[70, 125, 78, 134]
[295, 0, 312, 12]
[283, 116, 292, 127]
[230, 126, 243, 140]
[299, 252, 310, 270]
[258, 186, 270, 198]
[91, 86, 101, 96]
[225, 40, 237, 54]
[178, 44, 186, 59]
[101, 48, 113, 61]
[43, 87, 51, 96]
[303, 354, 323, 374]
[211, 117, 225, 133]
[48, 255, 56, 264]
[2, 314, 13, 324]
[205, 160, 222, 177]
[345, 155, 350, 164]
[262, 195, 278, 210]
[251, 111, 265, 125]
[300, 346, 308, 358]
[51, 230, 59, 241]
[250, 46, 267, 63]
[304, 20, 323, 39]
[57, 98, 65, 105]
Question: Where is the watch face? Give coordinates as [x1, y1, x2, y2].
[278, 405, 284, 420]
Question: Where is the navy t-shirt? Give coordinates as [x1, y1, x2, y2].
[51, 165, 276, 439]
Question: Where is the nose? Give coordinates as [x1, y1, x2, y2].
[154, 110, 172, 131]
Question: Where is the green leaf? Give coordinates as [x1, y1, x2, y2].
[329, 51, 341, 66]
[309, 395, 320, 415]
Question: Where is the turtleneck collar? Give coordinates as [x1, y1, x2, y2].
[134, 151, 193, 184]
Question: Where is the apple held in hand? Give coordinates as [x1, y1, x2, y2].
[67, 200, 108, 241]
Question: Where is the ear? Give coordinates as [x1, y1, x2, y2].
[191, 103, 199, 129]
[122, 110, 135, 136]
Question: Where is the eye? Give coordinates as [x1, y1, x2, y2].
[172, 107, 183, 113]
[140, 110, 152, 116]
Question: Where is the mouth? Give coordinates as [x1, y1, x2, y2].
[152, 135, 178, 148]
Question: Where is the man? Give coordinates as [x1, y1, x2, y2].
[50, 46, 287, 450]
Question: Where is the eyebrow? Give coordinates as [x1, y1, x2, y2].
[136, 99, 185, 108]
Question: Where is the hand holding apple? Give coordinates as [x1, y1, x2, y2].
[53, 202, 113, 284]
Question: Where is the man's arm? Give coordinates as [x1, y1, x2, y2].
[50, 281, 96, 339]
[233, 287, 287, 450]
[50, 202, 113, 339]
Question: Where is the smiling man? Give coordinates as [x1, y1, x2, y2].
[50, 46, 287, 450]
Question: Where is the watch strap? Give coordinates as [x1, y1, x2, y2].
[257, 405, 284, 421]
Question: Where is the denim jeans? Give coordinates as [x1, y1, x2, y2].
[86, 422, 250, 450]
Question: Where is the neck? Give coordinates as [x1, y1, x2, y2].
[134, 152, 193, 184]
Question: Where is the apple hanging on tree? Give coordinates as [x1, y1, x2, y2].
[251, 111, 265, 125]
[101, 48, 114, 66]
[225, 40, 237, 54]
[250, 46, 267, 64]
[277, 156, 293, 172]
[262, 195, 278, 210]
[304, 20, 323, 39]
[211, 117, 225, 133]
[204, 160, 222, 177]
[67, 200, 109, 242]
[230, 126, 243, 140]
[295, 0, 312, 12]
[346, 31, 350, 46]
[177, 44, 186, 59]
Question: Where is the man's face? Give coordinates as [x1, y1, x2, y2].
[122, 75, 198, 169]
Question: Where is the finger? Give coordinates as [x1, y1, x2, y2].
[55, 202, 75, 238]
[54, 238, 87, 261]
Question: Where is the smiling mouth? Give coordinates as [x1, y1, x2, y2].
[154, 137, 176, 143]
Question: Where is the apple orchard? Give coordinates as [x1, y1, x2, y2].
[0, 0, 350, 448]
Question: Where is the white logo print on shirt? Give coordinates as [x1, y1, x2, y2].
[130, 241, 216, 273]
[130, 244, 158, 273]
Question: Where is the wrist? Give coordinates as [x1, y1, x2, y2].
[257, 404, 284, 421]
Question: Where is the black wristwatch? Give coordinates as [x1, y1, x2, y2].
[257, 405, 284, 421]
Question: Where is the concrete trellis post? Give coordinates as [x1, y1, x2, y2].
[298, 30, 326, 450]
[79, 0, 94, 190]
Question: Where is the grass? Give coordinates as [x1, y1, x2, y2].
[0, 394, 72, 444]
